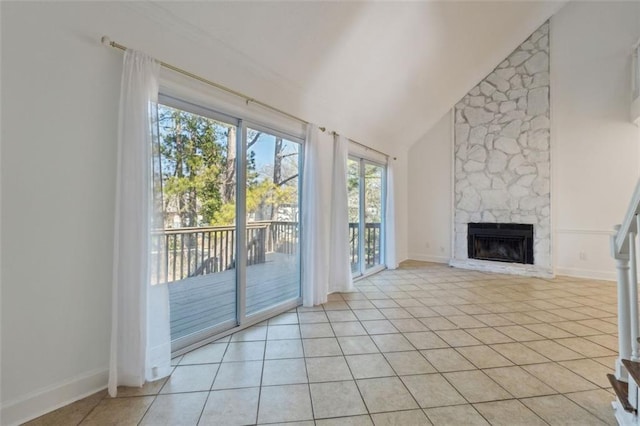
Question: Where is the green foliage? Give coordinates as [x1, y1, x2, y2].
[211, 180, 297, 225]
[211, 202, 235, 225]
[156, 105, 299, 229]
[347, 159, 383, 223]
[158, 105, 227, 226]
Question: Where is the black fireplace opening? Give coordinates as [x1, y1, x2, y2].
[468, 223, 534, 265]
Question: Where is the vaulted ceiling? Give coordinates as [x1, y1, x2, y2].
[124, 1, 565, 154]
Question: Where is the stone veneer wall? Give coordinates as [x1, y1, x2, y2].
[453, 21, 551, 272]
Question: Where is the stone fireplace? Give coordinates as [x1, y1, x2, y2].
[450, 21, 552, 277]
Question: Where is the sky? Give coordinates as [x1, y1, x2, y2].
[248, 129, 299, 181]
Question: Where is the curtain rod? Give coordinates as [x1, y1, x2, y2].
[330, 131, 394, 160]
[101, 36, 395, 161]
[101, 36, 324, 132]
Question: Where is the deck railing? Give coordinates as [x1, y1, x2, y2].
[150, 223, 271, 284]
[349, 222, 382, 268]
[265, 221, 299, 255]
[150, 220, 381, 284]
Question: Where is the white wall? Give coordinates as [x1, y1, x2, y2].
[407, 111, 453, 263]
[0, 3, 407, 424]
[407, 2, 640, 281]
[551, 1, 640, 280]
[1, 4, 121, 424]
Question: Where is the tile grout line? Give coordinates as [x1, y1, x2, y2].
[37, 265, 621, 425]
[195, 338, 230, 425]
[252, 312, 288, 424]
[325, 301, 372, 422]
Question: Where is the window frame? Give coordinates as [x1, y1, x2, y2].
[348, 154, 387, 279]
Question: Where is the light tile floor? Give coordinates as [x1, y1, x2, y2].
[27, 261, 619, 425]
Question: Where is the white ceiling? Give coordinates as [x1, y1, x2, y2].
[132, 1, 565, 154]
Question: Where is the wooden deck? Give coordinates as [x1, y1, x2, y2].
[168, 252, 300, 340]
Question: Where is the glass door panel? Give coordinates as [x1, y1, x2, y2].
[245, 128, 301, 316]
[154, 103, 238, 343]
[349, 157, 385, 277]
[348, 159, 361, 274]
[364, 163, 383, 270]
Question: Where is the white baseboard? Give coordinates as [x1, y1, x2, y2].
[407, 253, 450, 264]
[554, 266, 616, 282]
[0, 368, 108, 426]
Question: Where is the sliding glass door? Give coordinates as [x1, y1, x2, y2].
[364, 163, 384, 270]
[348, 159, 361, 273]
[348, 157, 385, 277]
[154, 96, 302, 351]
[153, 103, 239, 345]
[245, 127, 301, 316]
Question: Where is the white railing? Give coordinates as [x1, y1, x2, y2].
[604, 41, 640, 426]
[611, 178, 640, 423]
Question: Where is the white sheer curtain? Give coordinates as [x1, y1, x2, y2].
[302, 124, 329, 306]
[385, 161, 398, 269]
[329, 135, 354, 293]
[109, 50, 171, 397]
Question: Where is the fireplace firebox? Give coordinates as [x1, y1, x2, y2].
[467, 223, 534, 265]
